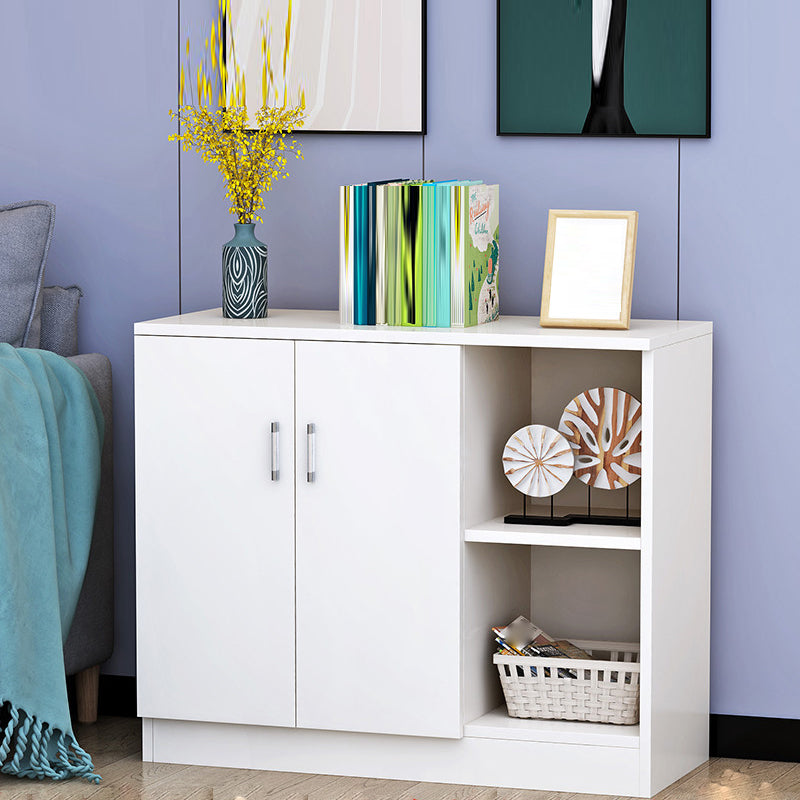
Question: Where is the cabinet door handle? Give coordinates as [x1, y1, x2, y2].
[306, 423, 316, 483]
[270, 422, 280, 481]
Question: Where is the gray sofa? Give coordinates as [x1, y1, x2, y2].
[0, 201, 114, 724]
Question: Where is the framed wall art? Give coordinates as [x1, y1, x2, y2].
[540, 209, 638, 330]
[497, 0, 710, 137]
[228, 0, 426, 134]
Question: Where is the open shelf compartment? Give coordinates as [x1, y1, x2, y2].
[465, 706, 640, 748]
[462, 345, 643, 746]
[462, 346, 643, 543]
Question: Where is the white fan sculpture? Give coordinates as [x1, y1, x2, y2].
[502, 425, 575, 498]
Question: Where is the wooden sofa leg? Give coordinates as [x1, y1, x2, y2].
[75, 665, 100, 724]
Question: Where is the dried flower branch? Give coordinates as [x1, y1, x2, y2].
[169, 0, 306, 224]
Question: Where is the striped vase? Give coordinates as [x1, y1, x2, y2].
[222, 223, 268, 319]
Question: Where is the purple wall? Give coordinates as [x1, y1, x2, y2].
[2, 1, 178, 675]
[681, 2, 800, 718]
[4, 0, 797, 718]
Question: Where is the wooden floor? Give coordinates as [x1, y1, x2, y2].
[1, 717, 799, 800]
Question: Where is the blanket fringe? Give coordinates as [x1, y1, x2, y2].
[0, 698, 100, 783]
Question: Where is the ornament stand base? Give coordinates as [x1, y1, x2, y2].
[504, 488, 641, 527]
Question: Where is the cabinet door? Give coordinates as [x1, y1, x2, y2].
[135, 335, 295, 727]
[295, 341, 462, 738]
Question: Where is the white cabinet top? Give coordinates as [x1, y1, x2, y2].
[134, 308, 712, 351]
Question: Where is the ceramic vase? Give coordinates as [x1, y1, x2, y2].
[222, 223, 268, 319]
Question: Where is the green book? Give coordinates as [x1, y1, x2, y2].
[375, 184, 388, 325]
[400, 183, 424, 327]
[384, 183, 402, 326]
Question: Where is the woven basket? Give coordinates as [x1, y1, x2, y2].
[494, 640, 640, 725]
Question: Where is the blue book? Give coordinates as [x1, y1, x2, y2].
[353, 185, 369, 325]
[423, 181, 458, 327]
[429, 180, 481, 327]
[435, 185, 451, 327]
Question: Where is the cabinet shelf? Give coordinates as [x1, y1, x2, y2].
[465, 515, 641, 550]
[464, 706, 640, 749]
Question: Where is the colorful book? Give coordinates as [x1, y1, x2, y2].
[451, 183, 500, 328]
[375, 185, 387, 325]
[353, 184, 369, 325]
[422, 184, 437, 327]
[400, 183, 425, 327]
[431, 180, 477, 326]
[434, 184, 451, 327]
[366, 183, 378, 325]
[385, 182, 403, 326]
[338, 185, 354, 324]
[368, 180, 406, 325]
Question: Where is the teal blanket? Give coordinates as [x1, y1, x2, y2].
[0, 344, 103, 782]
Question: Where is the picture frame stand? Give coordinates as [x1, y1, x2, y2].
[504, 486, 641, 527]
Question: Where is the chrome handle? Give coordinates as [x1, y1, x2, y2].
[307, 423, 316, 483]
[270, 422, 279, 481]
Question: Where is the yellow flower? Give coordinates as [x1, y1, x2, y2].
[172, 4, 305, 224]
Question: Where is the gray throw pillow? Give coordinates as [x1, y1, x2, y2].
[40, 285, 83, 358]
[0, 200, 55, 348]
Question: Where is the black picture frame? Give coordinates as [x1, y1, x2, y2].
[224, 0, 427, 136]
[496, 0, 711, 138]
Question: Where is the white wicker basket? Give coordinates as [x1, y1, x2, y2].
[494, 640, 640, 725]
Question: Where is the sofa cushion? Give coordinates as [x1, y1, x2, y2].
[41, 285, 83, 358]
[0, 201, 55, 348]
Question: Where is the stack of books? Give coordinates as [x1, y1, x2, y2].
[339, 180, 500, 327]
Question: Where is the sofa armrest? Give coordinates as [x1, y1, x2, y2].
[40, 285, 82, 358]
[63, 353, 114, 675]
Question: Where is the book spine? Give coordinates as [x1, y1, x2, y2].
[354, 185, 368, 325]
[463, 184, 474, 327]
[400, 184, 423, 326]
[435, 185, 451, 327]
[489, 184, 500, 325]
[375, 185, 388, 325]
[422, 185, 435, 327]
[338, 185, 354, 324]
[450, 185, 466, 328]
[393, 188, 403, 325]
[385, 186, 397, 325]
[367, 184, 377, 325]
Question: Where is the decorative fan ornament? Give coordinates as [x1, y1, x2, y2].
[558, 387, 642, 490]
[502, 425, 575, 498]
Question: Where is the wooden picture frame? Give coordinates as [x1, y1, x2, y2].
[540, 210, 638, 330]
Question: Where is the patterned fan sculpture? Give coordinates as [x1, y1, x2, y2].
[502, 425, 575, 498]
[558, 387, 642, 490]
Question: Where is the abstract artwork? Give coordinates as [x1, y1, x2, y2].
[558, 387, 642, 490]
[229, 0, 425, 133]
[497, 0, 710, 137]
[502, 425, 575, 497]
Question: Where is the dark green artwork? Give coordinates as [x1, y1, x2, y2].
[498, 0, 710, 137]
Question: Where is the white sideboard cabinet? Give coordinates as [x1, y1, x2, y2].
[135, 309, 713, 799]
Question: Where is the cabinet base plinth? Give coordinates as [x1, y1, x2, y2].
[142, 718, 653, 797]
